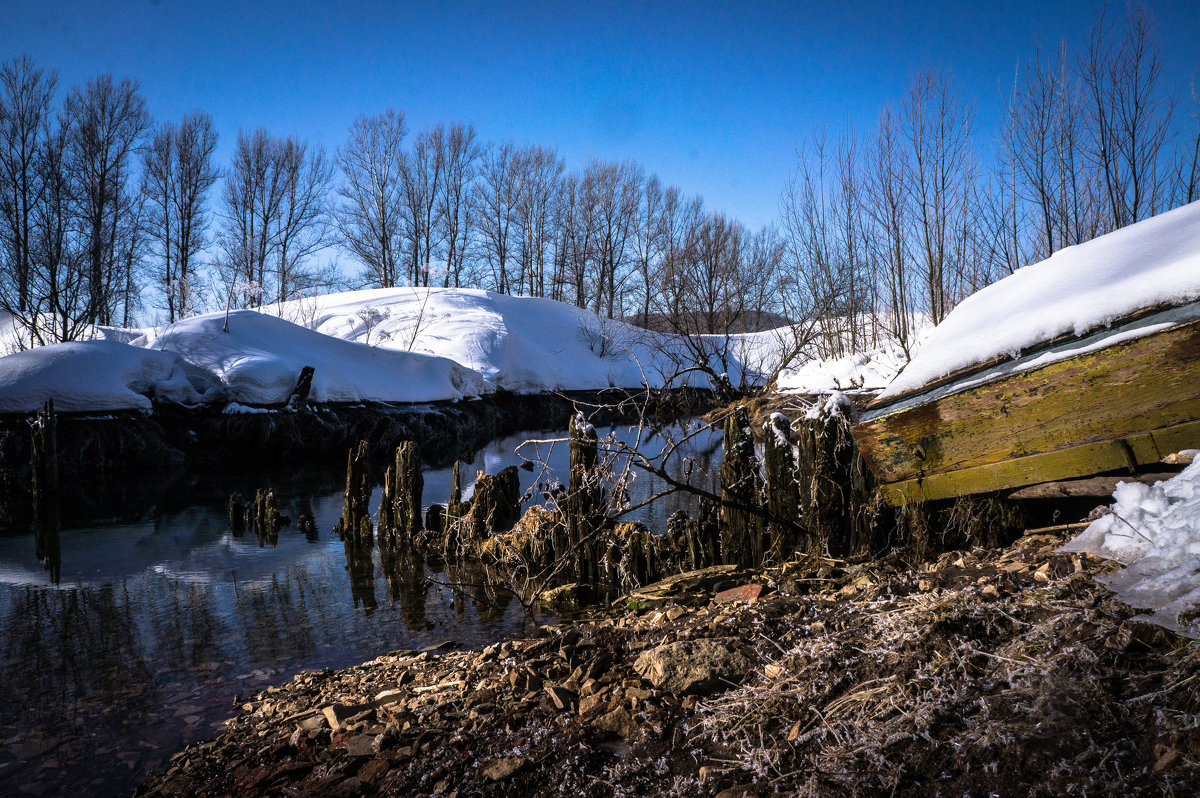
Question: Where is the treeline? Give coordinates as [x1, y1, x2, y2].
[0, 3, 1197, 355]
[784, 6, 1199, 359]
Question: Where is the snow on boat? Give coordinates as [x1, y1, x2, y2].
[852, 201, 1200, 505]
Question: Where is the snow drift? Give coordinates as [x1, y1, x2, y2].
[1061, 461, 1200, 639]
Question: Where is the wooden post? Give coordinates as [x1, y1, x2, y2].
[288, 365, 315, 411]
[794, 401, 874, 558]
[31, 400, 60, 582]
[568, 412, 600, 581]
[339, 440, 372, 540]
[228, 491, 246, 536]
[30, 399, 59, 543]
[763, 413, 802, 562]
[393, 441, 423, 540]
[719, 406, 763, 567]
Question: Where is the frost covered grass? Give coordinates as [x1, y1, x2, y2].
[688, 534, 1200, 795]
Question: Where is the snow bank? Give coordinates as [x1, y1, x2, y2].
[879, 201, 1200, 401]
[0, 287, 805, 414]
[154, 310, 485, 405]
[777, 342, 910, 395]
[1060, 461, 1200, 639]
[272, 287, 735, 393]
[0, 339, 212, 413]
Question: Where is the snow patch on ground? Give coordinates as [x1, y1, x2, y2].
[776, 342, 910, 395]
[1061, 461, 1200, 639]
[879, 200, 1200, 401]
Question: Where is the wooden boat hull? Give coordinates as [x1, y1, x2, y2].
[852, 314, 1200, 505]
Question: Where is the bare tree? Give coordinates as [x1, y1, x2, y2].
[512, 144, 563, 297]
[335, 109, 407, 288]
[436, 122, 480, 288]
[0, 56, 57, 321]
[64, 73, 151, 326]
[401, 125, 445, 286]
[141, 110, 218, 323]
[274, 137, 334, 303]
[473, 141, 518, 293]
[1080, 4, 1175, 230]
[631, 173, 663, 327]
[26, 120, 90, 344]
[220, 129, 333, 307]
[902, 68, 976, 325]
[586, 158, 641, 318]
[867, 106, 916, 356]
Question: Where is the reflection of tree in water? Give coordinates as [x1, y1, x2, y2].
[34, 518, 61, 584]
[379, 542, 432, 632]
[146, 581, 232, 685]
[0, 584, 158, 741]
[233, 572, 318, 664]
[444, 560, 513, 625]
[343, 536, 378, 614]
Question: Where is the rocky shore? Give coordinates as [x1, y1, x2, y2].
[138, 528, 1200, 797]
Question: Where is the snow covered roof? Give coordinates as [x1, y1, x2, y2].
[876, 200, 1200, 404]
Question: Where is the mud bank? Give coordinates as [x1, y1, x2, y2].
[0, 388, 715, 530]
[137, 530, 1200, 797]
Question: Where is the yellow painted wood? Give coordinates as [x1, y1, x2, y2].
[878, 420, 1200, 504]
[855, 317, 1200, 504]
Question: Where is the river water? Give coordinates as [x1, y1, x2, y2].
[0, 420, 722, 797]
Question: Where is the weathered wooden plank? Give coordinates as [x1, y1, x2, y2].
[855, 317, 1200, 504]
[1007, 471, 1180, 500]
[878, 418, 1200, 504]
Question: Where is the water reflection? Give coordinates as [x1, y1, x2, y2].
[0, 420, 721, 797]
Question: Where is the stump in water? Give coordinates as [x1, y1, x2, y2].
[668, 508, 719, 571]
[259, 489, 281, 546]
[763, 412, 803, 561]
[465, 465, 521, 542]
[719, 406, 763, 567]
[394, 441, 423, 538]
[339, 440, 372, 539]
[228, 492, 246, 536]
[378, 440, 424, 544]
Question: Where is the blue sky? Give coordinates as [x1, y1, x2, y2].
[3, 0, 1198, 230]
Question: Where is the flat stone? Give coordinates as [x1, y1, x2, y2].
[342, 734, 377, 758]
[714, 584, 764, 604]
[593, 706, 635, 738]
[357, 758, 390, 784]
[482, 756, 527, 781]
[544, 685, 577, 710]
[323, 703, 360, 732]
[633, 638, 751, 695]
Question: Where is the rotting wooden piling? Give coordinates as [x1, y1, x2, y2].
[763, 412, 803, 561]
[719, 406, 763, 568]
[339, 440, 372, 540]
[30, 399, 60, 544]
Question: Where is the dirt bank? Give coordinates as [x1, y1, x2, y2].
[137, 529, 1200, 797]
[0, 388, 715, 530]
